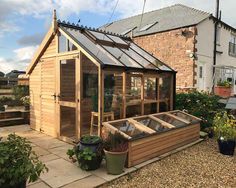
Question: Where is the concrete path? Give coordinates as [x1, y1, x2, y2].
[0, 125, 203, 188]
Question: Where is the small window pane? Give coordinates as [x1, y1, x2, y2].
[103, 45, 142, 68]
[63, 27, 124, 67]
[130, 43, 172, 71]
[89, 30, 113, 42]
[59, 34, 67, 52]
[199, 66, 203, 78]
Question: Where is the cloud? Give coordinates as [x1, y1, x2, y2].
[0, 46, 37, 73]
[17, 33, 45, 46]
[0, 0, 235, 37]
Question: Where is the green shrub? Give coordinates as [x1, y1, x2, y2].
[176, 91, 224, 130]
[0, 134, 48, 186]
[12, 85, 29, 101]
[213, 111, 236, 140]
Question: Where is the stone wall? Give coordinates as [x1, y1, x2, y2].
[133, 26, 197, 88]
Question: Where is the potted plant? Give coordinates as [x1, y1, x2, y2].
[103, 132, 129, 175]
[214, 80, 232, 98]
[0, 134, 48, 188]
[21, 96, 30, 111]
[67, 135, 103, 171]
[79, 135, 102, 152]
[213, 111, 236, 156]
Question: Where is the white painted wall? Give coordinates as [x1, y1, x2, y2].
[196, 18, 236, 92]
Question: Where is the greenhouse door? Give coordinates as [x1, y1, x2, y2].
[57, 57, 80, 142]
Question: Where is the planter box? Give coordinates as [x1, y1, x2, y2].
[102, 110, 201, 167]
[214, 86, 232, 98]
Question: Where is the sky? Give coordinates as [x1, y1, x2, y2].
[0, 0, 236, 73]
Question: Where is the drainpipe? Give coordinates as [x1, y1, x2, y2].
[212, 0, 220, 93]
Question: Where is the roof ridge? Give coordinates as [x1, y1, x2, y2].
[101, 3, 210, 28]
[174, 4, 211, 15]
[57, 20, 130, 39]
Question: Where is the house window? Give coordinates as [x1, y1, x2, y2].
[59, 33, 77, 53]
[199, 66, 203, 78]
[229, 34, 236, 57]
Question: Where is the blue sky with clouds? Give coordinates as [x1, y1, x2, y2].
[0, 0, 235, 73]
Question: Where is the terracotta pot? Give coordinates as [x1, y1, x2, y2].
[214, 86, 232, 98]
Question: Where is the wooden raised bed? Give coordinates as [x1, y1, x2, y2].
[102, 110, 201, 167]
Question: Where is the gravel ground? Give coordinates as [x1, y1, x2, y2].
[100, 139, 236, 188]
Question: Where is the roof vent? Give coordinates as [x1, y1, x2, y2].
[139, 22, 158, 32]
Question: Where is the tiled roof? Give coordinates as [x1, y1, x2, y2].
[100, 4, 211, 37]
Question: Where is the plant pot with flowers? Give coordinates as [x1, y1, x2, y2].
[214, 80, 232, 98]
[67, 135, 103, 171]
[0, 134, 48, 188]
[213, 111, 236, 156]
[21, 96, 30, 111]
[103, 132, 128, 175]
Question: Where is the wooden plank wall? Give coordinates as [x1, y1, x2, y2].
[29, 62, 41, 131]
[30, 36, 57, 137]
[128, 123, 200, 167]
[40, 57, 56, 136]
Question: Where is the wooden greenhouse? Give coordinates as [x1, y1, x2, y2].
[26, 12, 176, 142]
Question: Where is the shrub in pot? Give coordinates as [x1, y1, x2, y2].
[213, 111, 236, 156]
[0, 134, 48, 188]
[67, 135, 103, 171]
[103, 132, 128, 175]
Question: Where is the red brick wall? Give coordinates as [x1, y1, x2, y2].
[133, 26, 197, 88]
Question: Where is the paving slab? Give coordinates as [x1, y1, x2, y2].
[40, 158, 91, 188]
[5, 124, 30, 132]
[38, 153, 60, 163]
[62, 175, 106, 188]
[91, 161, 136, 182]
[30, 137, 68, 149]
[33, 146, 50, 156]
[48, 145, 74, 161]
[27, 181, 50, 188]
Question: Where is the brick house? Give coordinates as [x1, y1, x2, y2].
[102, 4, 236, 94]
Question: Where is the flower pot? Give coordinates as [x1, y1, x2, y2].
[78, 137, 102, 152]
[104, 149, 128, 175]
[2, 180, 26, 188]
[218, 139, 235, 156]
[214, 86, 232, 98]
[77, 155, 103, 171]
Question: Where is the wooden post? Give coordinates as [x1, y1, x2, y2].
[122, 72, 126, 118]
[170, 74, 174, 111]
[98, 67, 104, 136]
[76, 51, 82, 139]
[157, 78, 160, 112]
[141, 75, 144, 115]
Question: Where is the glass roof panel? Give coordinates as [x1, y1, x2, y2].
[122, 48, 158, 70]
[62, 27, 124, 67]
[106, 34, 127, 45]
[153, 114, 186, 128]
[129, 43, 172, 71]
[111, 120, 148, 139]
[88, 30, 113, 42]
[103, 45, 143, 68]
